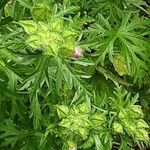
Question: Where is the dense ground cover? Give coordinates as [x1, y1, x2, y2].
[0, 0, 150, 149]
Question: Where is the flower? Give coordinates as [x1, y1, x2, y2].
[72, 47, 82, 58]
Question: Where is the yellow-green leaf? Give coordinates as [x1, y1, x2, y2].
[26, 35, 41, 48]
[136, 119, 149, 129]
[31, 3, 50, 21]
[56, 105, 69, 118]
[59, 119, 71, 128]
[78, 103, 89, 114]
[19, 20, 38, 34]
[51, 19, 62, 31]
[63, 29, 77, 37]
[131, 105, 143, 118]
[135, 128, 149, 141]
[113, 122, 123, 133]
[113, 54, 128, 76]
[78, 127, 87, 138]
[90, 113, 106, 126]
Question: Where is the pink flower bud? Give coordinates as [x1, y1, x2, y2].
[72, 47, 82, 58]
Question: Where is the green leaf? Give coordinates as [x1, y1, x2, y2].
[70, 105, 79, 115]
[82, 136, 94, 149]
[46, 41, 59, 56]
[56, 105, 69, 118]
[63, 37, 76, 50]
[113, 122, 123, 133]
[38, 21, 50, 33]
[19, 20, 38, 34]
[0, 49, 16, 61]
[31, 3, 50, 21]
[78, 103, 89, 114]
[63, 29, 77, 38]
[17, 0, 33, 9]
[135, 128, 149, 141]
[59, 119, 71, 128]
[71, 58, 94, 66]
[26, 35, 41, 48]
[96, 67, 132, 87]
[113, 53, 128, 76]
[136, 119, 149, 129]
[90, 113, 106, 126]
[119, 139, 131, 150]
[30, 96, 42, 130]
[77, 127, 87, 138]
[119, 109, 127, 119]
[0, 120, 22, 147]
[4, 3, 14, 18]
[124, 122, 136, 135]
[131, 105, 143, 118]
[94, 135, 104, 150]
[51, 19, 62, 31]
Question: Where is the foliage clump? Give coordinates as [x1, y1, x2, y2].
[0, 0, 150, 149]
